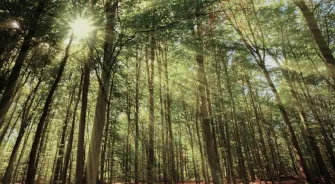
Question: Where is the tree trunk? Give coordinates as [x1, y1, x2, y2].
[124, 92, 131, 183]
[186, 121, 199, 184]
[296, 74, 335, 173]
[279, 66, 331, 183]
[75, 55, 91, 184]
[12, 122, 33, 184]
[86, 2, 117, 183]
[245, 76, 275, 183]
[3, 79, 41, 183]
[293, 0, 335, 82]
[158, 44, 167, 184]
[25, 33, 73, 184]
[215, 59, 236, 184]
[147, 31, 155, 184]
[164, 49, 177, 184]
[100, 111, 110, 184]
[53, 84, 76, 183]
[222, 60, 248, 184]
[0, 97, 20, 145]
[260, 65, 312, 182]
[135, 51, 141, 184]
[62, 74, 82, 184]
[0, 0, 45, 129]
[195, 6, 222, 183]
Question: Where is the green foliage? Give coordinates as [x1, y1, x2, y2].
[1, 0, 335, 183]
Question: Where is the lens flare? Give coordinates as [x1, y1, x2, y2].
[70, 18, 94, 38]
[11, 21, 19, 29]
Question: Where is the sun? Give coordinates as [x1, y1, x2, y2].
[70, 18, 94, 38]
[11, 21, 19, 29]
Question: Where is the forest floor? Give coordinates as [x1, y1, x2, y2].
[109, 182, 303, 184]
[110, 179, 306, 184]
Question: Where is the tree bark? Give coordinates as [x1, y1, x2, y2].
[296, 73, 335, 174]
[25, 33, 73, 184]
[86, 2, 117, 183]
[260, 65, 312, 182]
[164, 49, 177, 184]
[147, 31, 155, 184]
[2, 79, 41, 184]
[279, 63, 331, 183]
[53, 84, 76, 183]
[245, 76, 275, 183]
[0, 0, 45, 129]
[0, 96, 20, 145]
[222, 60, 248, 184]
[226, 10, 312, 181]
[293, 0, 335, 82]
[62, 74, 82, 184]
[195, 6, 222, 183]
[75, 52, 91, 184]
[135, 51, 141, 184]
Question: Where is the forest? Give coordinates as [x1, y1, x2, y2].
[0, 0, 335, 183]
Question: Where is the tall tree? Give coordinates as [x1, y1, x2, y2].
[195, 2, 222, 184]
[86, 1, 118, 183]
[25, 33, 74, 184]
[293, 0, 335, 82]
[0, 0, 46, 129]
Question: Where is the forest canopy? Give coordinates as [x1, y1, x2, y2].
[0, 0, 335, 184]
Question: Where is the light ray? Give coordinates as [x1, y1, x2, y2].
[70, 18, 94, 38]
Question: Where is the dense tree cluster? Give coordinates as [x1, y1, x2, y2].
[0, 0, 335, 183]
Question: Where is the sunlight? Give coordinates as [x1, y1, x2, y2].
[70, 18, 94, 38]
[11, 21, 19, 29]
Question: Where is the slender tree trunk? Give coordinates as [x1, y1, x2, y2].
[158, 45, 167, 184]
[62, 75, 82, 184]
[0, 0, 45, 128]
[135, 51, 141, 184]
[215, 60, 236, 184]
[293, 0, 335, 82]
[100, 111, 110, 184]
[124, 92, 131, 183]
[147, 30, 155, 184]
[164, 49, 177, 184]
[195, 104, 209, 184]
[25, 33, 73, 184]
[69, 156, 73, 184]
[245, 76, 275, 183]
[109, 123, 116, 183]
[3, 79, 41, 183]
[186, 122, 199, 184]
[75, 63, 90, 184]
[101, 77, 115, 184]
[179, 133, 184, 184]
[12, 122, 33, 184]
[279, 66, 331, 183]
[195, 6, 222, 183]
[106, 78, 115, 184]
[53, 84, 76, 183]
[222, 60, 248, 184]
[296, 74, 335, 173]
[260, 65, 312, 182]
[0, 97, 20, 145]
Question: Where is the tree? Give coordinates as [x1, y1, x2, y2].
[1, 1, 335, 184]
[293, 0, 335, 82]
[86, 1, 118, 183]
[25, 33, 74, 184]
